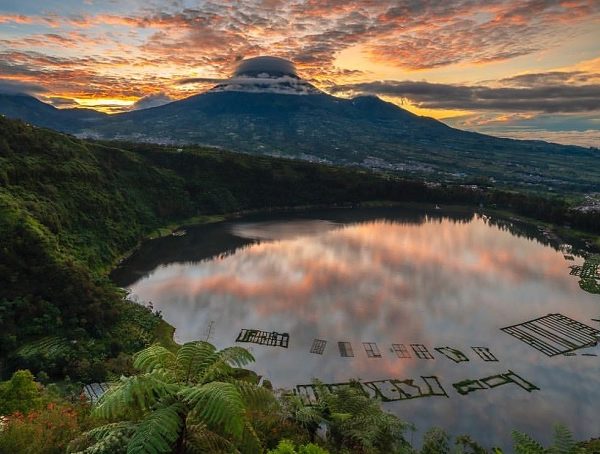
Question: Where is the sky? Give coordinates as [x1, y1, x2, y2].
[0, 0, 599, 146]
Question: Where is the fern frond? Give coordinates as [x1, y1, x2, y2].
[176, 341, 216, 382]
[181, 381, 246, 439]
[83, 422, 137, 440]
[216, 346, 255, 368]
[239, 420, 263, 454]
[329, 412, 353, 423]
[230, 379, 277, 410]
[512, 430, 545, 454]
[197, 347, 255, 383]
[200, 358, 235, 383]
[267, 439, 297, 454]
[551, 424, 585, 454]
[185, 422, 234, 454]
[298, 443, 331, 454]
[93, 371, 178, 419]
[68, 422, 136, 454]
[344, 412, 407, 450]
[133, 344, 177, 373]
[126, 402, 184, 454]
[294, 406, 322, 427]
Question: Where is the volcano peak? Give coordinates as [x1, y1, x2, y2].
[210, 56, 321, 95]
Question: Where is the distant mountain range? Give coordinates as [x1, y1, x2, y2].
[1, 56, 598, 193]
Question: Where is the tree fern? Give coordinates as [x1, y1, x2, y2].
[197, 347, 254, 384]
[231, 378, 277, 410]
[184, 422, 235, 453]
[93, 371, 178, 419]
[133, 344, 176, 373]
[550, 424, 585, 454]
[76, 341, 267, 453]
[285, 379, 411, 453]
[181, 381, 246, 439]
[292, 405, 322, 428]
[512, 430, 545, 454]
[176, 341, 216, 382]
[239, 420, 264, 454]
[127, 402, 184, 454]
[215, 346, 255, 368]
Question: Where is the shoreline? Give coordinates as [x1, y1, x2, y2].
[110, 200, 599, 276]
[112, 201, 600, 349]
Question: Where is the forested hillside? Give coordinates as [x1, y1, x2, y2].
[0, 117, 428, 380]
[1, 117, 598, 381]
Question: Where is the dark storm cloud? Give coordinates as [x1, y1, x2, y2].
[0, 78, 48, 95]
[330, 79, 600, 113]
[499, 71, 599, 87]
[175, 77, 227, 85]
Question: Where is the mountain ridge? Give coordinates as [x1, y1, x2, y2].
[1, 90, 598, 193]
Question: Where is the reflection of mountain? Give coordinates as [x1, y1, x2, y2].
[113, 206, 592, 289]
[110, 223, 255, 287]
[111, 207, 476, 287]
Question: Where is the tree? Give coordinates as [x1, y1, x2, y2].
[69, 341, 275, 453]
[0, 369, 43, 415]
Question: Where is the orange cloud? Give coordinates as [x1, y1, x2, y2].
[0, 0, 597, 120]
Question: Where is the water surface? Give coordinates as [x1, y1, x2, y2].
[112, 207, 600, 448]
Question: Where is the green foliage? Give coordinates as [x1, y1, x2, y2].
[2, 116, 598, 380]
[268, 439, 331, 454]
[182, 382, 246, 439]
[0, 397, 94, 454]
[511, 425, 587, 454]
[421, 427, 451, 454]
[127, 402, 184, 453]
[512, 430, 546, 454]
[0, 369, 43, 414]
[552, 424, 580, 454]
[75, 341, 275, 453]
[283, 381, 412, 453]
[455, 434, 488, 454]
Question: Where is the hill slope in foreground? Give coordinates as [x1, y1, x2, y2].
[1, 90, 599, 194]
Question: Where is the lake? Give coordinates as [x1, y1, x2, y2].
[111, 206, 600, 449]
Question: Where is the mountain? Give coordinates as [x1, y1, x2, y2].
[0, 93, 107, 132]
[1, 56, 598, 193]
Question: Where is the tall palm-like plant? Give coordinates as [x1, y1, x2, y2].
[69, 341, 275, 454]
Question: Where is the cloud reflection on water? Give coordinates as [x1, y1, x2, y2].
[127, 216, 599, 448]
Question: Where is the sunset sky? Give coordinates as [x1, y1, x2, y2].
[0, 0, 599, 145]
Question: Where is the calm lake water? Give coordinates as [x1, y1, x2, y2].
[112, 206, 600, 449]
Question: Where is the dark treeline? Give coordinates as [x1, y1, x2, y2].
[0, 117, 598, 381]
[124, 142, 600, 237]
